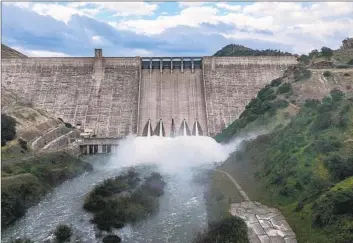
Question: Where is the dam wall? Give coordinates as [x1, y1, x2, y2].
[1, 55, 140, 137]
[2, 47, 297, 138]
[203, 56, 297, 136]
[138, 68, 207, 136]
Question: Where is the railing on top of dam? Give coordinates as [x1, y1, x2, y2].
[141, 57, 202, 72]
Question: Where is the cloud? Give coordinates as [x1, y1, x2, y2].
[216, 3, 242, 12]
[13, 46, 71, 57]
[2, 2, 353, 56]
[178, 2, 207, 8]
[4, 2, 159, 24]
[115, 6, 221, 35]
[94, 2, 158, 17]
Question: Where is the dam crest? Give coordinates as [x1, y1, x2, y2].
[2, 49, 297, 138]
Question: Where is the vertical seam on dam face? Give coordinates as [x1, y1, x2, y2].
[2, 55, 297, 137]
[136, 57, 142, 134]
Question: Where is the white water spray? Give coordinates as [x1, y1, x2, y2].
[147, 120, 152, 137]
[159, 120, 163, 137]
[195, 121, 199, 136]
[183, 120, 187, 136]
[109, 135, 250, 174]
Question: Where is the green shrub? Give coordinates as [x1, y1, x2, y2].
[297, 54, 310, 65]
[312, 113, 331, 131]
[324, 155, 353, 180]
[321, 47, 333, 60]
[192, 216, 249, 243]
[18, 138, 28, 151]
[1, 113, 16, 146]
[304, 99, 321, 109]
[257, 85, 276, 101]
[103, 235, 122, 243]
[64, 122, 72, 128]
[92, 206, 125, 231]
[294, 68, 312, 82]
[312, 190, 353, 227]
[54, 224, 73, 243]
[276, 83, 292, 94]
[330, 89, 344, 103]
[315, 137, 342, 153]
[270, 78, 282, 87]
[323, 71, 332, 77]
[347, 59, 353, 65]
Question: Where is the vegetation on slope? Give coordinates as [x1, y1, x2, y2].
[214, 44, 293, 57]
[231, 92, 353, 243]
[211, 41, 353, 242]
[1, 152, 93, 228]
[83, 170, 166, 233]
[1, 113, 17, 146]
[215, 76, 293, 143]
[214, 86, 353, 242]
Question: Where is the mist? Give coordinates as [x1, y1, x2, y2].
[109, 134, 261, 174]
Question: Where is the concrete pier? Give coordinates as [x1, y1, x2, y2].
[78, 138, 120, 154]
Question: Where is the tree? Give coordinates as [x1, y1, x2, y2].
[1, 113, 16, 146]
[321, 47, 333, 60]
[309, 49, 319, 58]
[54, 224, 73, 243]
[297, 54, 310, 64]
[193, 216, 249, 243]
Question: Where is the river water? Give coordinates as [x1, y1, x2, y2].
[2, 136, 239, 243]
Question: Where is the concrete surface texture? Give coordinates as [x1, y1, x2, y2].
[1, 49, 297, 137]
[215, 169, 297, 243]
[2, 57, 140, 137]
[230, 201, 297, 243]
[138, 68, 208, 136]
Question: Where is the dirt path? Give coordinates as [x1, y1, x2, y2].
[214, 169, 297, 243]
[214, 169, 250, 201]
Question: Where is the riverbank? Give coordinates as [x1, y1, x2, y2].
[1, 151, 93, 229]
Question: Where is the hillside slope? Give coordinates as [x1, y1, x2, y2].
[1, 89, 91, 228]
[1, 88, 80, 163]
[1, 44, 27, 58]
[214, 44, 293, 57]
[212, 44, 353, 243]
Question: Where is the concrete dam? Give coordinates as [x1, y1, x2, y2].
[2, 49, 297, 137]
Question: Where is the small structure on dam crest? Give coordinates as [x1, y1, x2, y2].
[2, 46, 297, 139]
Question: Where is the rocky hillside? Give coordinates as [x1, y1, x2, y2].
[213, 44, 293, 56]
[1, 88, 92, 229]
[1, 44, 27, 58]
[1, 88, 80, 163]
[212, 40, 353, 243]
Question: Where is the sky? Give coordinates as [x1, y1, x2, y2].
[2, 2, 353, 57]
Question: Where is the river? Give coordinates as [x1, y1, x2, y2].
[2, 136, 239, 243]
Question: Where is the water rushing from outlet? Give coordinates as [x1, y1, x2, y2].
[2, 135, 245, 243]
